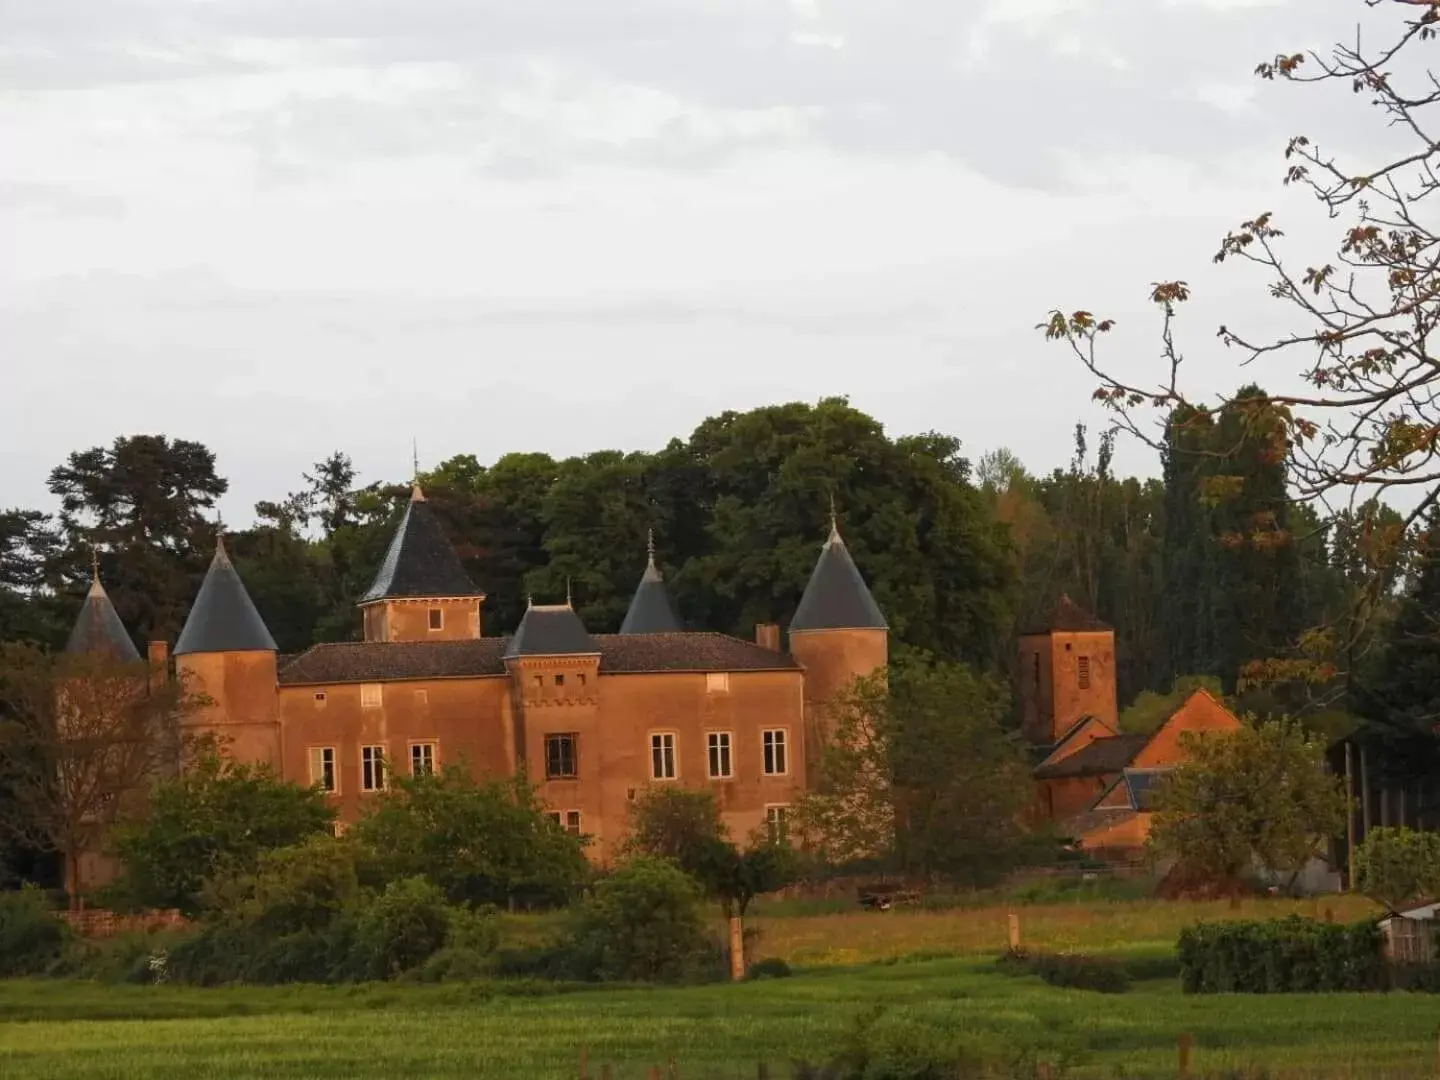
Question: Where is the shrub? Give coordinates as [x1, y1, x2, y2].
[747, 956, 792, 980]
[569, 857, 712, 983]
[0, 886, 73, 976]
[994, 948, 1130, 994]
[1177, 916, 1387, 993]
[204, 834, 363, 936]
[353, 876, 450, 979]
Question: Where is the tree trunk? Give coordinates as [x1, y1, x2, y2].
[728, 915, 745, 982]
[66, 849, 82, 912]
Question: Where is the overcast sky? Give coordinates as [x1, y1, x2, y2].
[0, 0, 1396, 523]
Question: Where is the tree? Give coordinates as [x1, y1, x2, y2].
[798, 654, 1036, 884]
[351, 765, 588, 908]
[1354, 826, 1440, 915]
[46, 435, 227, 644]
[571, 856, 711, 983]
[1120, 675, 1227, 735]
[0, 509, 61, 647]
[1044, 1, 1440, 647]
[1148, 720, 1348, 883]
[107, 754, 335, 915]
[0, 643, 205, 907]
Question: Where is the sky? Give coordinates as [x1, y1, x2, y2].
[0, 0, 1401, 523]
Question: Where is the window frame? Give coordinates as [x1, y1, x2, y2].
[361, 745, 387, 792]
[309, 746, 338, 794]
[762, 728, 789, 777]
[1077, 655, 1091, 690]
[765, 804, 790, 844]
[427, 607, 444, 631]
[650, 731, 678, 781]
[360, 683, 382, 709]
[707, 731, 734, 780]
[544, 732, 579, 780]
[706, 672, 729, 694]
[409, 741, 438, 778]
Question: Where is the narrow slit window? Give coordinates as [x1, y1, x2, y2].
[1078, 656, 1091, 690]
[428, 608, 443, 631]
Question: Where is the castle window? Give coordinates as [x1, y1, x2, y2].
[707, 732, 733, 779]
[763, 729, 788, 776]
[314, 692, 327, 708]
[361, 746, 386, 792]
[650, 733, 677, 780]
[545, 733, 578, 779]
[578, 673, 587, 687]
[309, 747, 337, 793]
[555, 674, 565, 687]
[706, 672, 729, 694]
[361, 684, 382, 709]
[1078, 656, 1091, 690]
[547, 810, 583, 835]
[428, 608, 443, 631]
[533, 675, 543, 690]
[410, 741, 437, 777]
[765, 805, 790, 844]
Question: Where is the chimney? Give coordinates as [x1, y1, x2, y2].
[147, 641, 170, 690]
[755, 623, 781, 651]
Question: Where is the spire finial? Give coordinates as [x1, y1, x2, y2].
[215, 514, 227, 558]
[90, 543, 99, 584]
[410, 440, 425, 502]
[565, 576, 573, 608]
[526, 593, 533, 609]
[828, 492, 841, 544]
[646, 528, 656, 568]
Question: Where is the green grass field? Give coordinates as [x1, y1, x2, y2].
[0, 895, 1430, 1080]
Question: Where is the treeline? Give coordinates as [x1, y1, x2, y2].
[0, 394, 1431, 751]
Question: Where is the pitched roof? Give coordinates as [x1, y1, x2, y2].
[789, 520, 887, 633]
[65, 575, 141, 663]
[504, 604, 598, 659]
[1091, 767, 1172, 812]
[174, 539, 278, 656]
[1023, 594, 1112, 636]
[620, 534, 682, 634]
[1033, 733, 1148, 779]
[359, 486, 480, 604]
[277, 632, 800, 685]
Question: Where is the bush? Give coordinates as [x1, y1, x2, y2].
[0, 886, 73, 976]
[569, 857, 712, 983]
[353, 876, 450, 980]
[994, 948, 1130, 994]
[746, 956, 792, 980]
[1177, 916, 1387, 993]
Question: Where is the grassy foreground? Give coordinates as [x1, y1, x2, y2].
[0, 895, 1419, 1080]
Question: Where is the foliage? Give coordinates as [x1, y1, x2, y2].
[0, 885, 72, 977]
[0, 643, 206, 907]
[993, 948, 1131, 994]
[745, 956, 792, 980]
[351, 765, 588, 909]
[352, 876, 451, 980]
[202, 834, 363, 937]
[569, 857, 712, 983]
[1176, 917, 1387, 994]
[1148, 720, 1347, 882]
[622, 787, 797, 917]
[1120, 675, 1226, 735]
[1353, 826, 1440, 914]
[798, 654, 1035, 883]
[108, 754, 335, 915]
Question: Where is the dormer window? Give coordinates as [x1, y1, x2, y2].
[428, 608, 443, 631]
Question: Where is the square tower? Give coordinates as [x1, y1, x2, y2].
[1017, 595, 1117, 746]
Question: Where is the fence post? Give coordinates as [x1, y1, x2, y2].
[579, 1047, 590, 1080]
[1178, 1032, 1193, 1077]
[1007, 910, 1020, 951]
[730, 916, 746, 981]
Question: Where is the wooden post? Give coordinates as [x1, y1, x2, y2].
[579, 1047, 590, 1080]
[1007, 910, 1021, 951]
[1178, 1032, 1193, 1077]
[1324, 905, 1334, 924]
[1037, 1062, 1054, 1080]
[1346, 742, 1356, 891]
[729, 915, 747, 981]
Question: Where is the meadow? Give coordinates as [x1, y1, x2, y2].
[1, 892, 1432, 1080]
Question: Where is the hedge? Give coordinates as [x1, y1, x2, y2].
[1177, 916, 1386, 993]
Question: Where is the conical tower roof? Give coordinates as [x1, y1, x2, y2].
[359, 484, 480, 604]
[620, 531, 682, 634]
[65, 567, 141, 663]
[789, 516, 887, 633]
[174, 537, 278, 656]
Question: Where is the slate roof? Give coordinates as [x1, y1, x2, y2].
[620, 537, 682, 634]
[1032, 733, 1149, 779]
[277, 632, 800, 685]
[174, 539, 279, 656]
[65, 576, 141, 663]
[789, 522, 887, 633]
[504, 604, 598, 658]
[359, 486, 480, 604]
[1023, 594, 1112, 636]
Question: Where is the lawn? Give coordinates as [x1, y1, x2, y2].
[0, 895, 1422, 1080]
